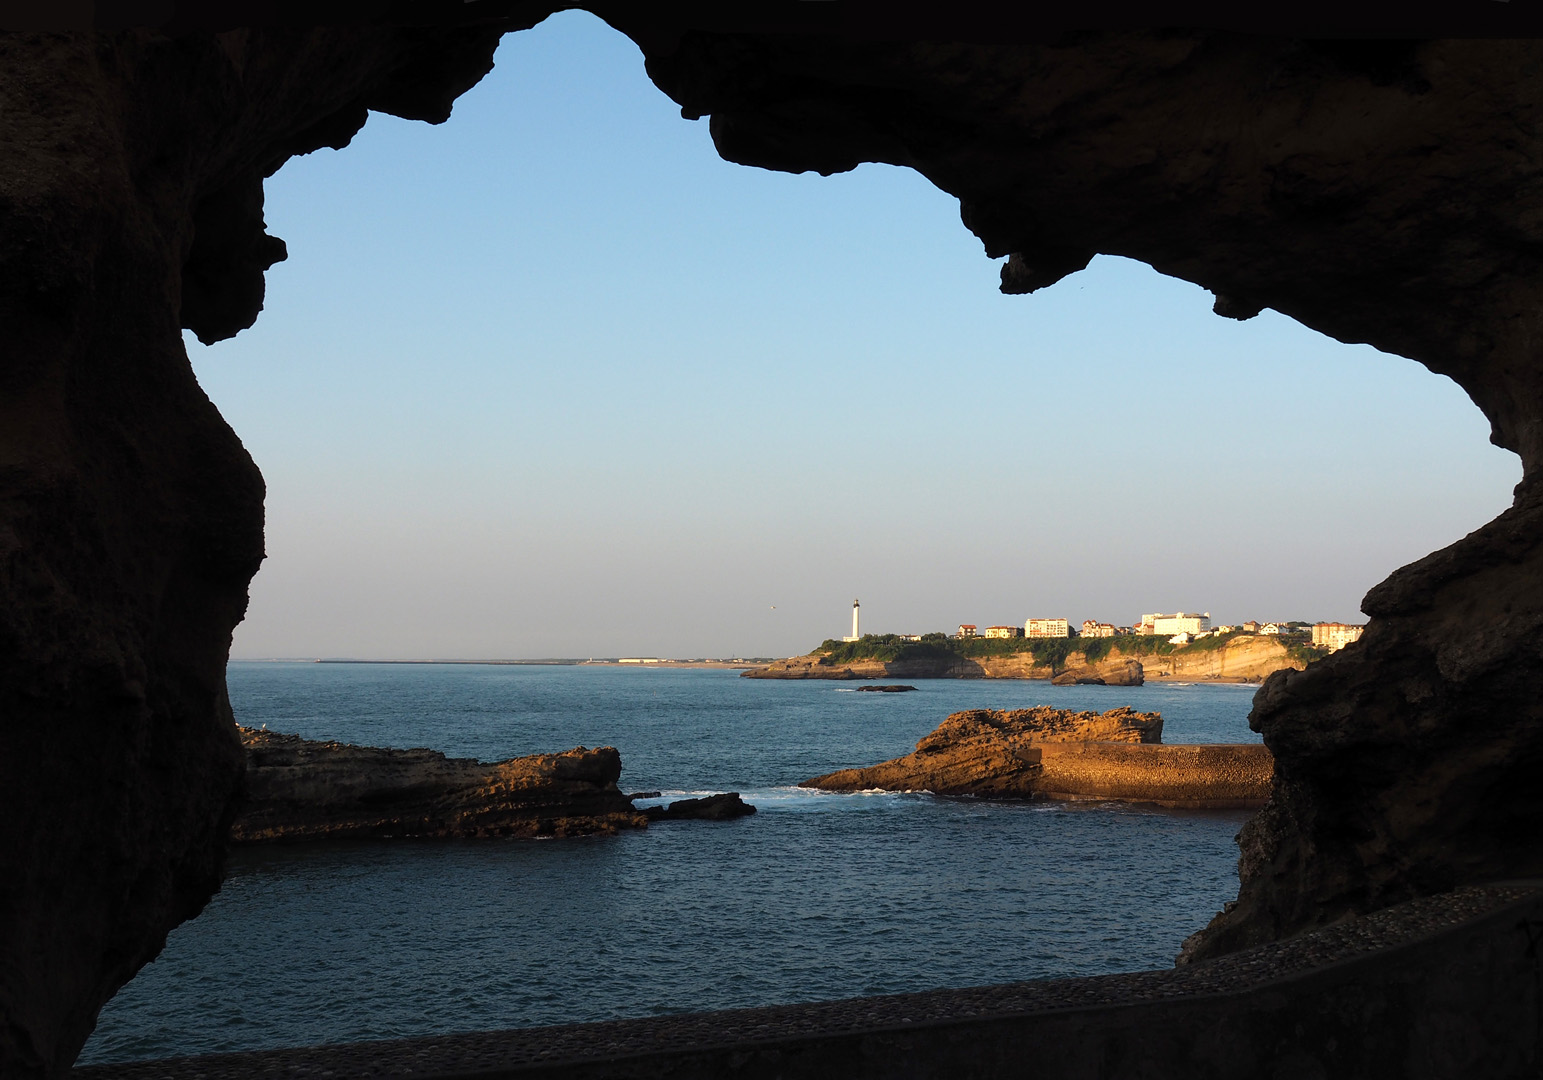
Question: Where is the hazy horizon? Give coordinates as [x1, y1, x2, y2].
[195, 11, 1520, 661]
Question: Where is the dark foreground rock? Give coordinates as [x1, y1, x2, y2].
[642, 793, 758, 821]
[802, 707, 1273, 808]
[232, 729, 647, 842]
[9, 13, 1543, 1076]
[855, 684, 918, 693]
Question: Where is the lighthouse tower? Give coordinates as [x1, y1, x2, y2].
[845, 598, 860, 642]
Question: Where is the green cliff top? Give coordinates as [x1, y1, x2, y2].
[814, 631, 1326, 669]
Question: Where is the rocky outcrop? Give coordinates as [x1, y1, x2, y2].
[232, 729, 647, 842]
[642, 793, 758, 821]
[798, 706, 1265, 809]
[6, 6, 1543, 1074]
[744, 656, 899, 680]
[1051, 659, 1145, 686]
[854, 684, 918, 692]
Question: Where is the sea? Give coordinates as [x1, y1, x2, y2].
[78, 662, 1265, 1065]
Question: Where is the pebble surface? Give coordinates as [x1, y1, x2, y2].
[73, 883, 1540, 1080]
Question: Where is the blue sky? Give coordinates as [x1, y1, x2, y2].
[195, 11, 1521, 659]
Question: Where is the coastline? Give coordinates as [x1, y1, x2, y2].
[284, 659, 765, 669]
[744, 635, 1302, 684]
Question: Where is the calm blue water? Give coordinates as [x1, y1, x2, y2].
[80, 664, 1262, 1064]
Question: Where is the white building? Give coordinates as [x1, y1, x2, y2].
[1025, 617, 1070, 638]
[1081, 621, 1118, 638]
[984, 625, 1024, 639]
[1312, 622, 1365, 651]
[1149, 612, 1211, 636]
[1260, 623, 1285, 635]
[1168, 632, 1194, 645]
[957, 624, 978, 638]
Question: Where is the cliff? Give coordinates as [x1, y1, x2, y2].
[745, 635, 1303, 685]
[744, 652, 1142, 683]
[802, 707, 1272, 809]
[1140, 636, 1306, 682]
[231, 729, 647, 842]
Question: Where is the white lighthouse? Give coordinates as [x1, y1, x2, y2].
[844, 598, 860, 642]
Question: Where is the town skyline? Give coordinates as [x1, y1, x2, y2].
[833, 607, 1360, 647]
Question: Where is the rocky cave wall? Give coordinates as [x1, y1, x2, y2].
[3, 5, 1543, 1075]
[0, 20, 536, 1077]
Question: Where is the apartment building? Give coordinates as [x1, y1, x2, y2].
[1025, 617, 1070, 638]
[1145, 612, 1212, 636]
[1312, 622, 1365, 651]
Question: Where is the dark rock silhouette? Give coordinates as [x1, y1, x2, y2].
[642, 793, 758, 821]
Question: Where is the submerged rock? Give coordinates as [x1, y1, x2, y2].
[643, 793, 757, 821]
[855, 684, 919, 692]
[801, 707, 1272, 808]
[232, 728, 647, 842]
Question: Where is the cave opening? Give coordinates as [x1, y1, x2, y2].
[194, 12, 1517, 662]
[11, 13, 1543, 1078]
[71, 11, 1525, 1066]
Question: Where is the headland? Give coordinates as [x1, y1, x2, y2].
[308, 658, 769, 669]
[744, 631, 1305, 684]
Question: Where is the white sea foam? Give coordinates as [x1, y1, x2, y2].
[630, 789, 721, 807]
[720, 785, 945, 812]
